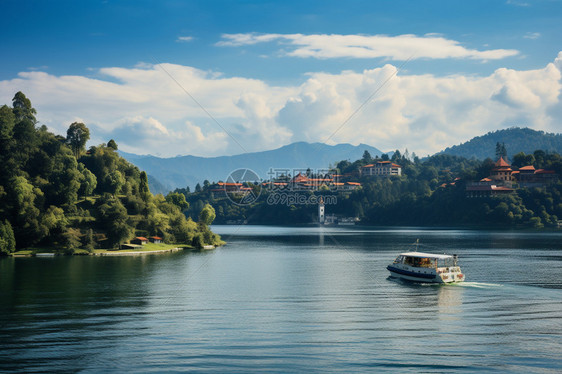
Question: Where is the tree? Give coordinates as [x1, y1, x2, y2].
[495, 142, 507, 159]
[107, 139, 118, 150]
[198, 204, 216, 226]
[0, 220, 16, 255]
[165, 192, 189, 211]
[0, 105, 16, 140]
[139, 171, 151, 201]
[9, 175, 48, 248]
[83, 228, 95, 252]
[66, 122, 90, 158]
[97, 194, 132, 248]
[195, 183, 202, 193]
[104, 169, 125, 195]
[62, 227, 81, 254]
[12, 91, 37, 123]
[78, 163, 97, 198]
[362, 150, 372, 162]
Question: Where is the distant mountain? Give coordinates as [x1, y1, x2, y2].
[439, 127, 562, 160]
[120, 142, 384, 193]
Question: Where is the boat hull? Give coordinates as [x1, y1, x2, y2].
[387, 265, 464, 284]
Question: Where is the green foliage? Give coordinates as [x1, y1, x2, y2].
[107, 139, 118, 150]
[139, 171, 151, 201]
[0, 92, 221, 252]
[0, 220, 16, 255]
[441, 127, 562, 160]
[198, 204, 216, 226]
[165, 192, 189, 211]
[180, 147, 561, 230]
[96, 194, 133, 248]
[66, 122, 90, 158]
[78, 163, 97, 198]
[0, 105, 16, 140]
[12, 91, 37, 123]
[62, 227, 82, 254]
[83, 228, 95, 252]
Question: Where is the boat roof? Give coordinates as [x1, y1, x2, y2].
[399, 251, 454, 259]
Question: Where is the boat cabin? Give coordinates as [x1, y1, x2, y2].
[393, 252, 458, 268]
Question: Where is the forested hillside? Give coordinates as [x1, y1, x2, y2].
[440, 127, 562, 160]
[0, 92, 222, 255]
[177, 149, 562, 229]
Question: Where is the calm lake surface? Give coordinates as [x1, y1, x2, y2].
[1, 226, 562, 373]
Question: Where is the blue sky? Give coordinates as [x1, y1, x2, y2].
[1, 0, 561, 157]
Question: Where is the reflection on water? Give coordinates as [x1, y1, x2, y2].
[1, 226, 562, 372]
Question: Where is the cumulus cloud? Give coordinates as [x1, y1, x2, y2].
[0, 54, 560, 158]
[217, 33, 520, 61]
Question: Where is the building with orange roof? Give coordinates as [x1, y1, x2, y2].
[361, 161, 402, 177]
[490, 157, 513, 185]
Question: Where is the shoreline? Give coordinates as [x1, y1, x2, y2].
[8, 245, 218, 258]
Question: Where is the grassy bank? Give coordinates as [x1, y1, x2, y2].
[11, 242, 201, 257]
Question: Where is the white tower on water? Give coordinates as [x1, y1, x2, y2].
[318, 197, 325, 224]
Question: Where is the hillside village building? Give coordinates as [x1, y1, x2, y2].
[466, 157, 558, 197]
[361, 161, 402, 177]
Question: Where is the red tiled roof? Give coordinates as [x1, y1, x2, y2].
[495, 157, 510, 167]
[150, 236, 162, 240]
[135, 237, 148, 241]
[363, 164, 375, 168]
[519, 165, 535, 171]
[535, 169, 555, 174]
[480, 178, 492, 182]
[346, 182, 361, 185]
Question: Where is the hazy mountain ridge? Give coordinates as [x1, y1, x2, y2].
[120, 142, 384, 193]
[439, 127, 562, 160]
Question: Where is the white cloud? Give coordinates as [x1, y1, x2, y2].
[177, 36, 194, 42]
[218, 33, 520, 61]
[523, 32, 541, 40]
[506, 0, 530, 7]
[0, 54, 560, 158]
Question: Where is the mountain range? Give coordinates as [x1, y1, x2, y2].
[121, 127, 562, 194]
[120, 142, 384, 194]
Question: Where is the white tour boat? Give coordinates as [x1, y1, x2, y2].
[387, 246, 465, 284]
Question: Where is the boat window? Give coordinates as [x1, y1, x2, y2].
[437, 258, 454, 267]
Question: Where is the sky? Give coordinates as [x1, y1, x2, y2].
[0, 0, 561, 158]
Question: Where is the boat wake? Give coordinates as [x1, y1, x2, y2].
[455, 281, 503, 289]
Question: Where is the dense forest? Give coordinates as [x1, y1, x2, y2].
[440, 127, 562, 160]
[176, 148, 562, 229]
[0, 92, 222, 255]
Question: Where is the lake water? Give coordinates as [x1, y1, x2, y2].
[1, 225, 562, 373]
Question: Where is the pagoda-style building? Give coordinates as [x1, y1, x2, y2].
[490, 157, 513, 187]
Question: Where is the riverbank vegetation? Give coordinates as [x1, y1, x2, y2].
[0, 92, 223, 256]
